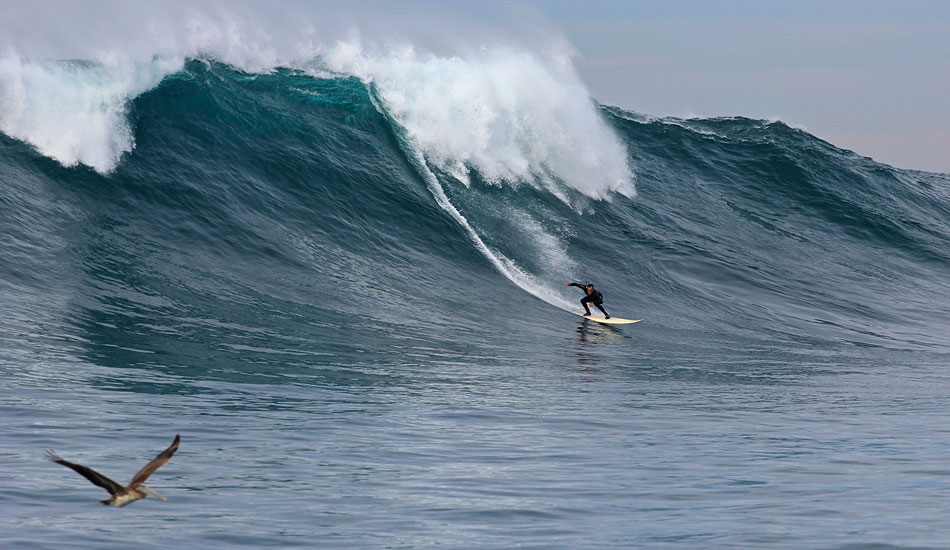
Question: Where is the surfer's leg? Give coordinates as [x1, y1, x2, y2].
[594, 302, 609, 318]
[580, 297, 592, 316]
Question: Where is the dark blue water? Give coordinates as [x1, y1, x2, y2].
[2, 61, 950, 549]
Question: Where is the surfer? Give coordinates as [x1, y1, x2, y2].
[565, 282, 610, 319]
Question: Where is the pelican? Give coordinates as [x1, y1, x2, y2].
[46, 434, 180, 507]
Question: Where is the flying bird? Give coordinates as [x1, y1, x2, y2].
[46, 434, 180, 507]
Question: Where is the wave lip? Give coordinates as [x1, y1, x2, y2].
[1, 41, 637, 198]
[2, 2, 637, 194]
[324, 41, 635, 201]
[0, 56, 184, 173]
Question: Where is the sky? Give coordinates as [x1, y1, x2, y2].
[529, 0, 950, 173]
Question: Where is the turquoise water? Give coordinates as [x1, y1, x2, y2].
[2, 61, 950, 549]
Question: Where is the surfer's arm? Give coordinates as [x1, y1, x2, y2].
[566, 282, 583, 289]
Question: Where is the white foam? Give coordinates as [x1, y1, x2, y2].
[509, 210, 578, 275]
[2, 4, 637, 198]
[323, 40, 635, 201]
[404, 143, 579, 312]
[0, 2, 321, 173]
[0, 56, 183, 173]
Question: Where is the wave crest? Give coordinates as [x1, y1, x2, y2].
[1, 7, 636, 199]
[0, 56, 183, 173]
[324, 41, 635, 201]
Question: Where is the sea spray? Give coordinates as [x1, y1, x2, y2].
[0, 56, 183, 173]
[0, 11, 636, 309]
[323, 40, 635, 201]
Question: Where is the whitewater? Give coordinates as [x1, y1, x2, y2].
[2, 4, 950, 549]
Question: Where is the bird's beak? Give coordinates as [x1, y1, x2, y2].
[140, 484, 167, 501]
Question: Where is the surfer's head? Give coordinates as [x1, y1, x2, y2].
[586, 284, 594, 294]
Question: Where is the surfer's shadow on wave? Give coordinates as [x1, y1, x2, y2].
[575, 321, 633, 345]
[572, 323, 624, 368]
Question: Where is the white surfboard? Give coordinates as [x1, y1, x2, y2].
[574, 312, 643, 325]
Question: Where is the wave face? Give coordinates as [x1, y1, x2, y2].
[3, 57, 948, 360]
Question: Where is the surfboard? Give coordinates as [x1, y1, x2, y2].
[574, 312, 642, 325]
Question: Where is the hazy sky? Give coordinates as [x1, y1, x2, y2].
[525, 0, 949, 173]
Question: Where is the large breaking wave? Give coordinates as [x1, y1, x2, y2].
[2, 5, 949, 357]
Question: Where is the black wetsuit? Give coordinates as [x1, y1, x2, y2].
[568, 283, 609, 317]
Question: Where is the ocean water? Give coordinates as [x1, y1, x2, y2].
[2, 44, 950, 549]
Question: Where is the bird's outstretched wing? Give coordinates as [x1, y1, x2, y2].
[46, 450, 124, 496]
[129, 434, 180, 487]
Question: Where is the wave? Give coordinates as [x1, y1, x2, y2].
[0, 56, 183, 172]
[325, 42, 634, 200]
[0, 45, 632, 192]
[1, 10, 635, 313]
[1, 18, 949, 354]
[2, 3, 624, 192]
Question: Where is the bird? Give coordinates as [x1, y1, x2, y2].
[46, 434, 180, 507]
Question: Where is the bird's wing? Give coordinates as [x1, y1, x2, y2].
[129, 434, 180, 487]
[46, 450, 124, 496]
